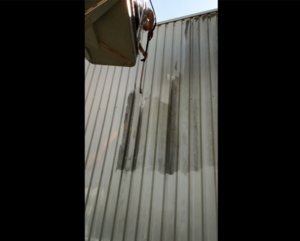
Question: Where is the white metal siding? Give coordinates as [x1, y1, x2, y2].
[85, 10, 218, 241]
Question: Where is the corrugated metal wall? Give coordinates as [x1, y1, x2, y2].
[85, 10, 218, 241]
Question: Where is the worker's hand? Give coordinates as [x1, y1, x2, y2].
[148, 30, 153, 40]
[142, 51, 148, 59]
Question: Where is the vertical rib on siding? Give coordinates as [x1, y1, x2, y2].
[85, 10, 218, 241]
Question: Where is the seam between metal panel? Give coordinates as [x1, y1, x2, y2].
[174, 20, 183, 241]
[85, 67, 109, 168]
[110, 94, 132, 240]
[85, 65, 96, 104]
[111, 61, 140, 240]
[134, 26, 159, 241]
[199, 16, 204, 241]
[188, 18, 191, 241]
[207, 15, 217, 213]
[173, 21, 177, 239]
[85, 67, 116, 211]
[160, 22, 171, 241]
[122, 120, 138, 241]
[189, 18, 195, 241]
[123, 108, 141, 241]
[122, 96, 140, 240]
[147, 25, 165, 241]
[85, 66, 102, 132]
[123, 44, 144, 241]
[99, 67, 131, 241]
[88, 67, 124, 241]
[154, 24, 167, 241]
[109, 137, 122, 241]
[123, 176, 133, 241]
[122, 33, 144, 239]
[161, 21, 175, 241]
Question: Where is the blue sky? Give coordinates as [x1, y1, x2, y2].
[150, 0, 218, 22]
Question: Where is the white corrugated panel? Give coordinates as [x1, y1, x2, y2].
[85, 10, 218, 241]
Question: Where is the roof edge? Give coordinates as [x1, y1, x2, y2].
[156, 8, 218, 26]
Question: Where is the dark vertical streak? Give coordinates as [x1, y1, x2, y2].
[132, 108, 143, 171]
[116, 91, 135, 170]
